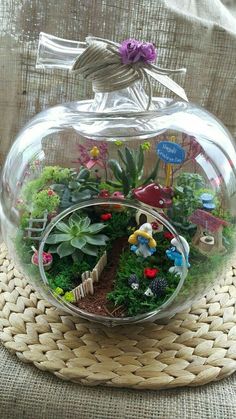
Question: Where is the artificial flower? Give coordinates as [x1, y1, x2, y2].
[119, 39, 157, 65]
[99, 189, 110, 198]
[163, 231, 174, 240]
[141, 141, 151, 151]
[151, 222, 159, 230]
[114, 140, 123, 147]
[100, 213, 112, 221]
[144, 267, 159, 279]
[47, 189, 56, 196]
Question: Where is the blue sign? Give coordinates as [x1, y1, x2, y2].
[156, 141, 185, 164]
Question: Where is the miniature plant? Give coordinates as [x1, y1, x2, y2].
[53, 288, 75, 303]
[63, 291, 76, 303]
[107, 248, 179, 316]
[46, 213, 109, 259]
[141, 141, 151, 151]
[171, 172, 206, 229]
[23, 166, 71, 201]
[49, 272, 75, 291]
[103, 210, 134, 240]
[108, 145, 160, 195]
[50, 167, 100, 208]
[46, 255, 91, 292]
[31, 189, 60, 218]
[176, 172, 205, 190]
[54, 287, 64, 296]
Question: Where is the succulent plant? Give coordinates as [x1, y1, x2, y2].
[45, 213, 109, 258]
[108, 145, 160, 196]
[50, 168, 100, 208]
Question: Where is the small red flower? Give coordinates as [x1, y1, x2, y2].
[99, 189, 110, 198]
[163, 231, 174, 240]
[144, 267, 159, 279]
[47, 189, 55, 196]
[100, 213, 112, 221]
[151, 222, 159, 230]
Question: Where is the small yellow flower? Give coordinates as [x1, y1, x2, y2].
[141, 141, 151, 151]
[114, 140, 123, 147]
[90, 146, 100, 158]
[64, 291, 75, 303]
[54, 287, 64, 296]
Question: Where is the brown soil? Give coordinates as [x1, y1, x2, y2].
[77, 237, 128, 317]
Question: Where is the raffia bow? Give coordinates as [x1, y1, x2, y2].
[71, 36, 188, 110]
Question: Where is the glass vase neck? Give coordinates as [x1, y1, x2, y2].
[90, 82, 155, 112]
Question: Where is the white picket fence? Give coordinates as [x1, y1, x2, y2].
[72, 251, 107, 301]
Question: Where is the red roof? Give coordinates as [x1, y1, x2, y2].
[189, 209, 228, 232]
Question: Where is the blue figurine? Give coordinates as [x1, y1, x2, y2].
[166, 235, 190, 275]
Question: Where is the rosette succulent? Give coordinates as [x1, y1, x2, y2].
[46, 213, 109, 259]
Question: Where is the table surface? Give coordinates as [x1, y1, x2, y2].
[0, 344, 236, 419]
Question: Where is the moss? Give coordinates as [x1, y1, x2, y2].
[22, 166, 71, 201]
[104, 210, 135, 240]
[46, 253, 92, 292]
[31, 190, 60, 218]
[40, 166, 71, 183]
[107, 241, 179, 317]
[14, 231, 32, 264]
[19, 212, 30, 229]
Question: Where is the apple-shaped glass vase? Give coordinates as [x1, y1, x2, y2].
[0, 33, 236, 326]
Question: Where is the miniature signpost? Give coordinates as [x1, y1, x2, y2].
[156, 137, 185, 187]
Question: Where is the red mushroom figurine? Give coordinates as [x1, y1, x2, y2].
[133, 183, 173, 209]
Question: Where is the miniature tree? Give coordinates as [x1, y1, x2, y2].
[171, 172, 205, 229]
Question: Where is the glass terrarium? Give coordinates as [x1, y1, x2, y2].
[1, 33, 236, 326]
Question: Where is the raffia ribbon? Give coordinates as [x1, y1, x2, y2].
[71, 36, 188, 109]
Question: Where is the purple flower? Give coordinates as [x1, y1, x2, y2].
[119, 39, 157, 65]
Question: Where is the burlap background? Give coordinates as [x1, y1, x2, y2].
[1, 0, 236, 166]
[1, 0, 236, 418]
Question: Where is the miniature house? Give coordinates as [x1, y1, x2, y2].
[189, 209, 228, 255]
[135, 209, 163, 231]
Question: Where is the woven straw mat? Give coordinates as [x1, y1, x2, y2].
[1, 243, 236, 390]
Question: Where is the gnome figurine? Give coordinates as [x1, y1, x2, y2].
[166, 235, 190, 275]
[128, 222, 157, 258]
